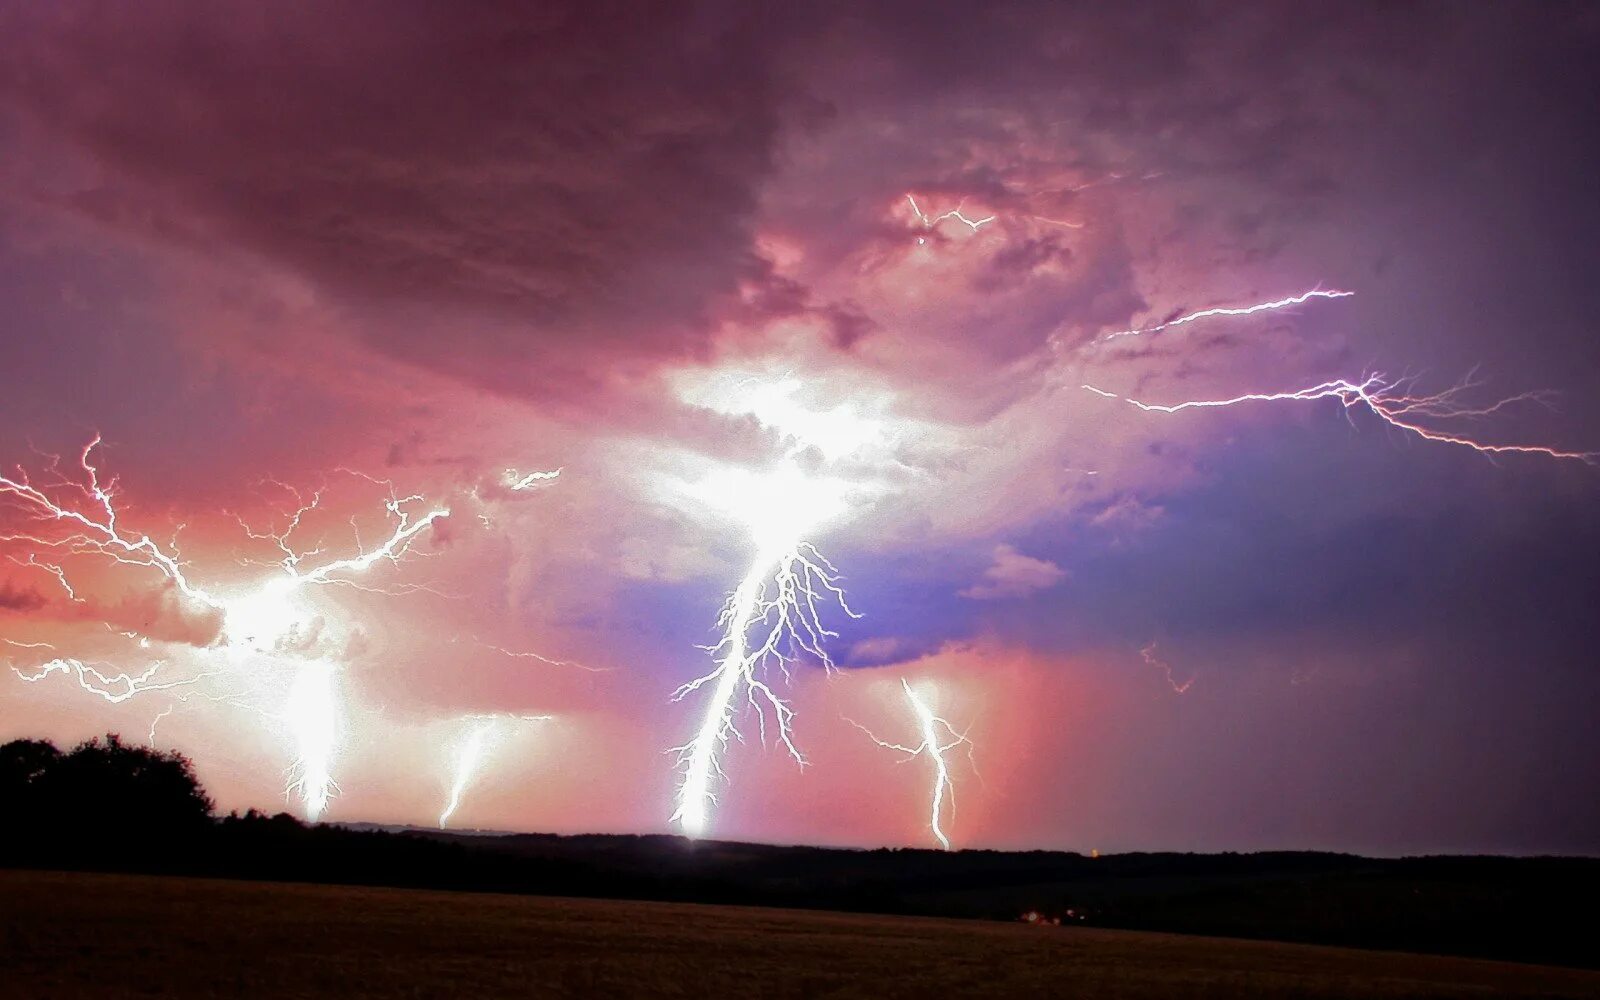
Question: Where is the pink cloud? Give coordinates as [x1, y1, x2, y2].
[960, 543, 1066, 601]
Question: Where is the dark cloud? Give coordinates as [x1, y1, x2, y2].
[0, 580, 47, 612]
[0, 1, 805, 399]
[2, 1, 1599, 852]
[7, 2, 1597, 406]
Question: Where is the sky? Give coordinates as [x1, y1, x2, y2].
[1, 1, 1598, 856]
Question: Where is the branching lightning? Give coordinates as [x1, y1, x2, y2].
[667, 380, 872, 838]
[14, 657, 217, 704]
[7, 553, 82, 601]
[849, 679, 974, 851]
[1083, 373, 1597, 463]
[0, 436, 218, 606]
[662, 374, 886, 838]
[0, 437, 461, 820]
[670, 490, 857, 836]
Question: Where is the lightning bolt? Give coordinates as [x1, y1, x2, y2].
[1082, 373, 1597, 463]
[13, 658, 217, 704]
[439, 719, 496, 829]
[505, 468, 562, 491]
[467, 637, 605, 673]
[1, 437, 466, 821]
[2, 639, 56, 650]
[906, 193, 997, 237]
[1101, 288, 1355, 341]
[670, 460, 858, 838]
[849, 678, 974, 851]
[0, 436, 219, 606]
[146, 704, 174, 747]
[6, 553, 81, 601]
[438, 713, 552, 829]
[1141, 642, 1194, 695]
[283, 660, 339, 821]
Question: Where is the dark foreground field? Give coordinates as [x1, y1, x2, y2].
[4, 871, 1597, 999]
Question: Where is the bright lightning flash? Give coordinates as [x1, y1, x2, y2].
[439, 720, 496, 828]
[1, 438, 456, 820]
[284, 660, 340, 821]
[850, 678, 973, 851]
[438, 714, 551, 829]
[672, 462, 857, 838]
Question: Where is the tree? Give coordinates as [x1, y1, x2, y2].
[2, 734, 214, 846]
[0, 738, 63, 817]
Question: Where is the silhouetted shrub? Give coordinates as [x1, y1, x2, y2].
[1, 734, 213, 854]
[0, 738, 62, 818]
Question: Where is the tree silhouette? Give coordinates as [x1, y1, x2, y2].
[0, 738, 62, 818]
[1, 734, 214, 848]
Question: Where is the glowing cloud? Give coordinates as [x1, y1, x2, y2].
[669, 374, 879, 838]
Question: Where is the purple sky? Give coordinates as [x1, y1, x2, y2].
[1, 2, 1597, 855]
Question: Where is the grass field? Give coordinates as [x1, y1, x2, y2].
[3, 870, 1597, 999]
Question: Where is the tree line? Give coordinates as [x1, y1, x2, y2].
[1, 734, 215, 851]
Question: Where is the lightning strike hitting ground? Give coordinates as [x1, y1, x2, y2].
[0, 438, 462, 820]
[666, 373, 884, 838]
[439, 719, 496, 828]
[437, 714, 552, 829]
[849, 679, 974, 851]
[284, 660, 339, 821]
[671, 461, 858, 838]
[1083, 374, 1597, 463]
[1101, 289, 1355, 341]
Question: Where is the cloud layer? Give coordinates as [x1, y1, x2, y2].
[1, 2, 1598, 853]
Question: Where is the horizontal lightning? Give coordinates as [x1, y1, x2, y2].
[506, 468, 562, 491]
[1083, 375, 1597, 463]
[13, 658, 217, 704]
[1102, 289, 1355, 341]
[906, 193, 996, 234]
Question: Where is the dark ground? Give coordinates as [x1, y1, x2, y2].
[10, 813, 1600, 970]
[5, 870, 1598, 1000]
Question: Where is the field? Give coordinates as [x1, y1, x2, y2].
[3, 870, 1596, 999]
